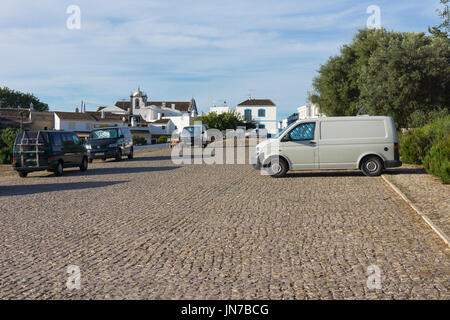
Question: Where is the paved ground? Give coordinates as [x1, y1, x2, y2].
[383, 165, 450, 237]
[0, 147, 448, 299]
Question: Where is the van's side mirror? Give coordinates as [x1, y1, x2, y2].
[281, 135, 290, 142]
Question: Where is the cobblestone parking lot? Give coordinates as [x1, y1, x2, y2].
[0, 148, 448, 299]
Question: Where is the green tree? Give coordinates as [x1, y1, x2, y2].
[311, 29, 450, 128]
[193, 111, 255, 131]
[359, 32, 450, 127]
[0, 87, 49, 111]
[0, 128, 19, 164]
[429, 0, 449, 38]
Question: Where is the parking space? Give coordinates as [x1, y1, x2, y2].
[0, 148, 448, 299]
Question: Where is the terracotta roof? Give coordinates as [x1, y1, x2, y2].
[115, 101, 131, 110]
[237, 99, 276, 107]
[151, 119, 171, 124]
[146, 101, 191, 112]
[55, 112, 125, 123]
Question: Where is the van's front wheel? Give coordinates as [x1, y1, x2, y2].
[18, 171, 28, 178]
[266, 158, 289, 178]
[361, 156, 383, 177]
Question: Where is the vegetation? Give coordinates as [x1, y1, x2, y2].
[400, 116, 450, 183]
[157, 136, 171, 144]
[132, 135, 147, 146]
[193, 111, 256, 131]
[311, 29, 449, 128]
[0, 128, 19, 164]
[0, 87, 49, 111]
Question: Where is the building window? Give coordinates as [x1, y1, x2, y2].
[258, 109, 265, 117]
[258, 124, 265, 129]
[162, 126, 166, 130]
[244, 109, 252, 121]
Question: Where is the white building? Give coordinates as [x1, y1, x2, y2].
[297, 104, 320, 119]
[98, 87, 198, 135]
[54, 111, 129, 138]
[210, 101, 232, 115]
[236, 99, 277, 135]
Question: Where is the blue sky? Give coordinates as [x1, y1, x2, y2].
[0, 0, 444, 119]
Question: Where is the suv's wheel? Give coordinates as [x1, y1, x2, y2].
[115, 150, 122, 161]
[361, 156, 383, 177]
[265, 158, 289, 178]
[55, 162, 63, 176]
[18, 171, 28, 178]
[80, 157, 88, 171]
[128, 148, 134, 160]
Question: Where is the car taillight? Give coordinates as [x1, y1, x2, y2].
[394, 143, 399, 153]
[48, 156, 55, 162]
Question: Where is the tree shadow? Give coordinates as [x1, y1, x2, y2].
[0, 180, 128, 197]
[383, 168, 426, 175]
[78, 166, 181, 176]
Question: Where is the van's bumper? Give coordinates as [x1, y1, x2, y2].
[384, 160, 402, 168]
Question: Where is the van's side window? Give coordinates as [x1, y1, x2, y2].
[52, 133, 63, 146]
[289, 123, 315, 141]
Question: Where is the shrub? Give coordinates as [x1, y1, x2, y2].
[157, 136, 170, 144]
[423, 135, 450, 184]
[132, 135, 146, 146]
[400, 115, 450, 164]
[0, 128, 19, 164]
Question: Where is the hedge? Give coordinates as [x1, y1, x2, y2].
[400, 115, 450, 184]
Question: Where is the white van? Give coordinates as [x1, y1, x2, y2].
[254, 116, 402, 177]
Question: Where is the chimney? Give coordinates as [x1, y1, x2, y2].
[157, 113, 162, 120]
[75, 107, 79, 113]
[162, 102, 166, 109]
[171, 103, 175, 110]
[101, 110, 105, 119]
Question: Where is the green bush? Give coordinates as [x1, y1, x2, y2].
[0, 128, 19, 164]
[400, 115, 450, 183]
[400, 115, 450, 164]
[157, 136, 170, 144]
[423, 135, 450, 184]
[132, 134, 147, 146]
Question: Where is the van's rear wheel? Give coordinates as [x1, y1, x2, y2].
[18, 171, 28, 178]
[266, 158, 289, 178]
[361, 156, 383, 177]
[115, 150, 122, 161]
[55, 162, 63, 177]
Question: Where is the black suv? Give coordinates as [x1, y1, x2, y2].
[13, 131, 88, 177]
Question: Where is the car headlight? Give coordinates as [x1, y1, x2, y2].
[255, 146, 262, 154]
[85, 144, 92, 150]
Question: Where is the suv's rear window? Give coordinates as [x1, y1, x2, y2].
[89, 129, 118, 140]
[15, 131, 48, 145]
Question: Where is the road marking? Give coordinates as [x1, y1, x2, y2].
[381, 175, 449, 247]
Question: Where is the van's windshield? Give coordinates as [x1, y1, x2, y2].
[273, 122, 297, 139]
[89, 129, 118, 140]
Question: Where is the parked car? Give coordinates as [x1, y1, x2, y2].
[85, 127, 133, 162]
[179, 124, 209, 147]
[12, 130, 88, 177]
[254, 116, 402, 177]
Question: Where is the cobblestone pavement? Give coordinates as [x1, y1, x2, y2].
[383, 165, 450, 237]
[0, 148, 448, 299]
